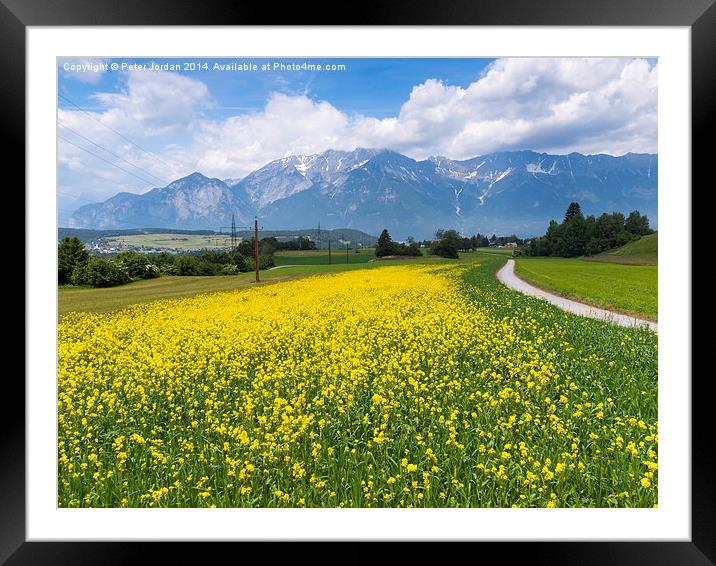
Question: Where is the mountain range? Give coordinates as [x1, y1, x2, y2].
[66, 148, 658, 239]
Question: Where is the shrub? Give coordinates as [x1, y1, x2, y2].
[234, 254, 251, 272]
[78, 257, 131, 288]
[245, 254, 275, 271]
[174, 256, 218, 276]
[69, 263, 87, 286]
[116, 251, 160, 280]
[159, 263, 178, 275]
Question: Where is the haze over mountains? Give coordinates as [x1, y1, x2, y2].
[67, 148, 658, 239]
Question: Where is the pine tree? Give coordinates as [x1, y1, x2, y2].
[375, 229, 396, 257]
[564, 202, 582, 223]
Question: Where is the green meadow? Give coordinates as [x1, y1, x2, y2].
[514, 258, 657, 321]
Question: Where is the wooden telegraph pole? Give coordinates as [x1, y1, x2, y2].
[328, 240, 332, 265]
[254, 217, 260, 282]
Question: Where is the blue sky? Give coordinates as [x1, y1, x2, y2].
[60, 58, 495, 120]
[58, 57, 657, 217]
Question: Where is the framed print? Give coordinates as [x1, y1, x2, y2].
[7, 0, 712, 563]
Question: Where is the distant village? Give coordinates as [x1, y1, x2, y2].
[85, 235, 525, 256]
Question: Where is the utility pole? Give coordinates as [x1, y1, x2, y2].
[346, 242, 349, 264]
[317, 222, 321, 250]
[231, 214, 237, 252]
[254, 217, 260, 283]
[328, 240, 331, 264]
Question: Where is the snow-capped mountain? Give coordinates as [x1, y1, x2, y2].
[68, 148, 658, 239]
[233, 148, 382, 208]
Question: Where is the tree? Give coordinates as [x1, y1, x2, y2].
[557, 213, 588, 257]
[625, 211, 652, 236]
[236, 239, 254, 257]
[431, 229, 460, 259]
[58, 236, 89, 284]
[259, 237, 278, 255]
[527, 204, 651, 258]
[594, 212, 626, 250]
[563, 202, 582, 223]
[295, 235, 316, 250]
[375, 229, 396, 257]
[544, 220, 563, 256]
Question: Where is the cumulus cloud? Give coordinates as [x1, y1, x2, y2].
[91, 69, 212, 137]
[174, 57, 657, 178]
[59, 69, 212, 204]
[355, 57, 657, 159]
[185, 93, 351, 177]
[58, 57, 657, 205]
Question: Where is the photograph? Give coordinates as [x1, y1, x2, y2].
[56, 55, 659, 509]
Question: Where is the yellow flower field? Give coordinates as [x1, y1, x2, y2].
[58, 261, 657, 508]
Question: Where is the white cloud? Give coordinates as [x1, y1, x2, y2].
[58, 69, 212, 206]
[92, 69, 212, 137]
[184, 93, 350, 177]
[58, 58, 657, 204]
[353, 57, 657, 159]
[173, 57, 657, 179]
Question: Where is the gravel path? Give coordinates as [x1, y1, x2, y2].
[496, 259, 658, 333]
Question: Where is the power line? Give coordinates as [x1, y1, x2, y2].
[59, 135, 162, 187]
[58, 120, 169, 186]
[58, 91, 176, 171]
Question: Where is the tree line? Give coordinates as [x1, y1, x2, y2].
[523, 202, 653, 257]
[375, 230, 422, 257]
[376, 229, 526, 260]
[58, 237, 276, 288]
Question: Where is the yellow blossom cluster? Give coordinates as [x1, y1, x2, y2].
[58, 261, 657, 508]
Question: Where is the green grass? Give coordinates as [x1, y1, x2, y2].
[586, 233, 658, 265]
[273, 248, 377, 265]
[475, 247, 516, 256]
[515, 257, 657, 320]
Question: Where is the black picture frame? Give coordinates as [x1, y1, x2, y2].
[7, 1, 709, 563]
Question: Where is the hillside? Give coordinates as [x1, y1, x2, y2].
[587, 233, 658, 265]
